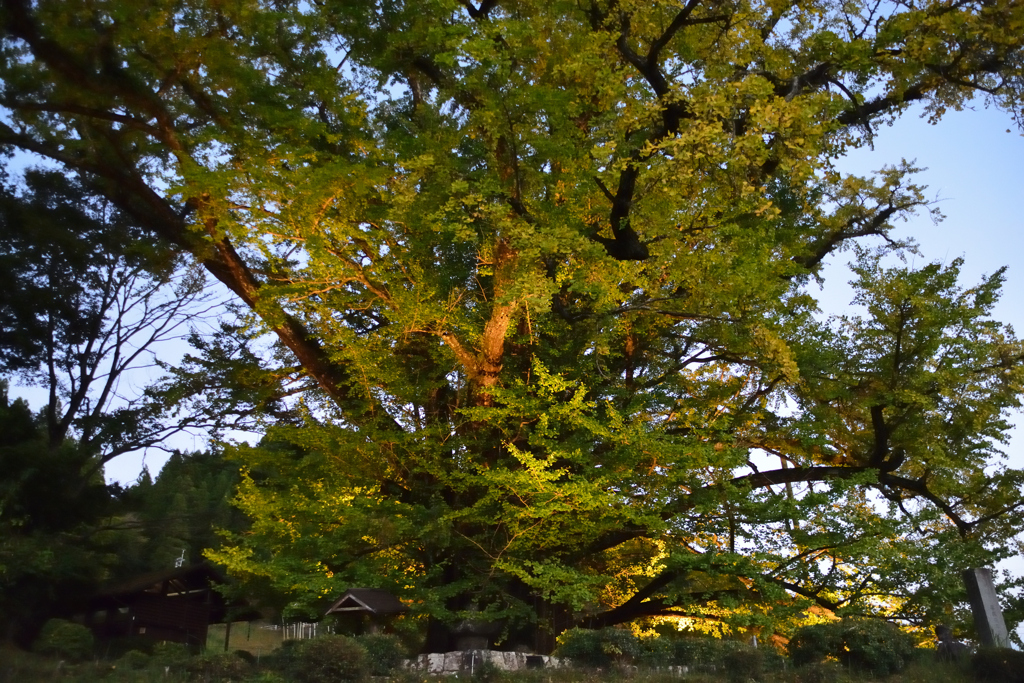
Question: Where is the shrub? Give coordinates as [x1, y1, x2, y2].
[116, 649, 151, 670]
[153, 641, 193, 671]
[292, 634, 369, 683]
[104, 635, 155, 659]
[353, 633, 408, 675]
[722, 645, 764, 683]
[760, 644, 787, 672]
[186, 652, 252, 681]
[248, 673, 288, 683]
[32, 618, 95, 662]
[260, 639, 302, 675]
[971, 647, 1024, 683]
[554, 627, 642, 667]
[635, 636, 674, 668]
[635, 633, 778, 675]
[788, 623, 834, 668]
[666, 637, 727, 668]
[557, 629, 775, 676]
[788, 618, 915, 676]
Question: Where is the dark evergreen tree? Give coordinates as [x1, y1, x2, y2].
[128, 450, 245, 573]
[0, 382, 121, 644]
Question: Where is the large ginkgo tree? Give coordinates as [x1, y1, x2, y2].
[3, 0, 1024, 650]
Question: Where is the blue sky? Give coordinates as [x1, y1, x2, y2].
[826, 102, 1023, 321]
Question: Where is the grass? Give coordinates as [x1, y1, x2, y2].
[205, 621, 284, 658]
[0, 644, 978, 683]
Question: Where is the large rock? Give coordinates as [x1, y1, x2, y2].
[407, 650, 561, 673]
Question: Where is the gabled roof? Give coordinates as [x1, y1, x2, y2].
[324, 588, 409, 616]
[93, 563, 226, 601]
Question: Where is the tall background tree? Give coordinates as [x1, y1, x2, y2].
[0, 170, 218, 473]
[127, 450, 245, 574]
[0, 170, 221, 642]
[2, 0, 1024, 650]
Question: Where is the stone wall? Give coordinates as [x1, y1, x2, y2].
[407, 650, 562, 674]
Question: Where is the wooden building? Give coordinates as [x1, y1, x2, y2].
[324, 588, 408, 634]
[80, 564, 234, 650]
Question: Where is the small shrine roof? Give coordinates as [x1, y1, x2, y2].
[325, 588, 408, 616]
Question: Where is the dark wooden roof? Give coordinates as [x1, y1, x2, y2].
[324, 588, 409, 616]
[92, 563, 226, 602]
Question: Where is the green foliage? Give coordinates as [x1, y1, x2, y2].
[353, 633, 408, 676]
[0, 170, 203, 464]
[663, 638, 734, 668]
[793, 662, 849, 683]
[152, 641, 194, 675]
[556, 628, 769, 676]
[0, 171, 146, 371]
[0, 382, 111, 530]
[0, 643, 974, 683]
[103, 636, 157, 660]
[0, 383, 117, 640]
[245, 673, 288, 683]
[555, 628, 643, 667]
[116, 650, 152, 671]
[125, 449, 245, 574]
[0, 171, 213, 640]
[4, 0, 1024, 645]
[257, 639, 303, 677]
[31, 618, 94, 662]
[971, 647, 1024, 683]
[659, 637, 777, 677]
[291, 635, 369, 683]
[788, 619, 917, 676]
[185, 652, 252, 682]
[154, 642, 193, 663]
[722, 646, 764, 683]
